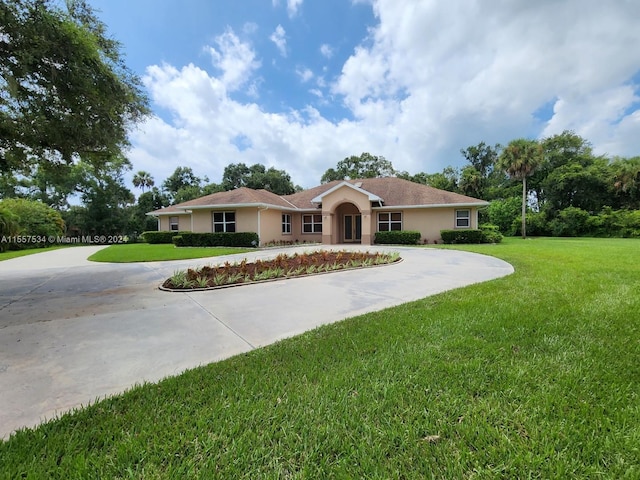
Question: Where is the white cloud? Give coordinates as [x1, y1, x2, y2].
[329, 0, 640, 174]
[296, 67, 313, 83]
[287, 0, 303, 18]
[269, 25, 287, 57]
[135, 60, 356, 187]
[273, 0, 303, 18]
[129, 1, 640, 190]
[320, 43, 334, 59]
[206, 29, 260, 92]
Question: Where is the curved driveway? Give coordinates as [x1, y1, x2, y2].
[0, 245, 513, 439]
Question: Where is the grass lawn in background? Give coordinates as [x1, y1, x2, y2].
[88, 243, 254, 263]
[0, 245, 70, 262]
[1, 237, 639, 478]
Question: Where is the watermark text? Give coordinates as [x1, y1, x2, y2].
[1, 235, 128, 245]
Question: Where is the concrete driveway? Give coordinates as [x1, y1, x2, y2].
[0, 245, 513, 439]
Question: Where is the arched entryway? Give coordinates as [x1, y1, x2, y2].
[335, 202, 362, 243]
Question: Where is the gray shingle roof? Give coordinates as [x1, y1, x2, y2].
[150, 178, 487, 215]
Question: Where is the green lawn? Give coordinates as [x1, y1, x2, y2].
[88, 243, 254, 262]
[2, 238, 639, 478]
[0, 245, 69, 262]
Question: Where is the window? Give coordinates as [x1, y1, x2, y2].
[455, 209, 470, 228]
[282, 214, 292, 234]
[302, 214, 322, 233]
[213, 211, 236, 232]
[169, 216, 179, 231]
[378, 212, 402, 231]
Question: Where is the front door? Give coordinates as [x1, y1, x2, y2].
[343, 214, 362, 243]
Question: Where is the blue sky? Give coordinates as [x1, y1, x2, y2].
[93, 0, 374, 122]
[90, 0, 640, 190]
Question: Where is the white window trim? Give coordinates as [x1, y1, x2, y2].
[302, 214, 322, 234]
[212, 211, 236, 233]
[455, 209, 471, 229]
[169, 216, 179, 231]
[377, 211, 403, 232]
[282, 214, 292, 235]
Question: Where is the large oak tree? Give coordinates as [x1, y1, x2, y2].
[0, 0, 148, 172]
[222, 163, 297, 195]
[321, 153, 396, 183]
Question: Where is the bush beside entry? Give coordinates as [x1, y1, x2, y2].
[478, 224, 504, 243]
[142, 231, 190, 244]
[440, 226, 503, 244]
[172, 232, 259, 248]
[374, 231, 421, 245]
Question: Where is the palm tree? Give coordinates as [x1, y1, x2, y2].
[612, 156, 640, 209]
[132, 170, 155, 193]
[459, 165, 484, 198]
[497, 139, 544, 239]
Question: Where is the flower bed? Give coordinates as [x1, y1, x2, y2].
[162, 249, 401, 291]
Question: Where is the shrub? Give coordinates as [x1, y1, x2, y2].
[0, 207, 20, 252]
[172, 232, 259, 247]
[587, 207, 640, 238]
[549, 207, 591, 237]
[440, 228, 502, 244]
[511, 211, 552, 237]
[614, 209, 640, 238]
[142, 231, 189, 244]
[0, 207, 20, 236]
[374, 230, 421, 245]
[0, 198, 65, 249]
[479, 224, 504, 243]
[487, 197, 521, 234]
[440, 229, 486, 244]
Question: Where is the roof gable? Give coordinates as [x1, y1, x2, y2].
[310, 181, 383, 203]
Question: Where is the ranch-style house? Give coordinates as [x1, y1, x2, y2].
[148, 177, 488, 245]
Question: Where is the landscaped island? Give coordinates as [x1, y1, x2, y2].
[162, 249, 401, 290]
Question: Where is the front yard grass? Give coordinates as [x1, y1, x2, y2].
[88, 243, 254, 263]
[0, 245, 69, 262]
[1, 237, 639, 478]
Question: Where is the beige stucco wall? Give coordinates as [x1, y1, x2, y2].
[158, 208, 312, 245]
[322, 188, 372, 213]
[236, 208, 258, 233]
[187, 208, 259, 234]
[319, 186, 373, 244]
[257, 210, 323, 244]
[403, 209, 451, 243]
[375, 207, 478, 243]
[290, 212, 322, 243]
[156, 203, 479, 245]
[259, 209, 285, 244]
[158, 214, 190, 232]
[191, 210, 209, 232]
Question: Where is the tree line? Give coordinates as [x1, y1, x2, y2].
[330, 131, 640, 237]
[0, 161, 301, 242]
[404, 132, 640, 238]
[0, 1, 303, 242]
[3, 131, 638, 244]
[0, 1, 638, 244]
[319, 139, 639, 238]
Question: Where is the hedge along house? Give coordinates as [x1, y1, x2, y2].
[148, 177, 488, 245]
